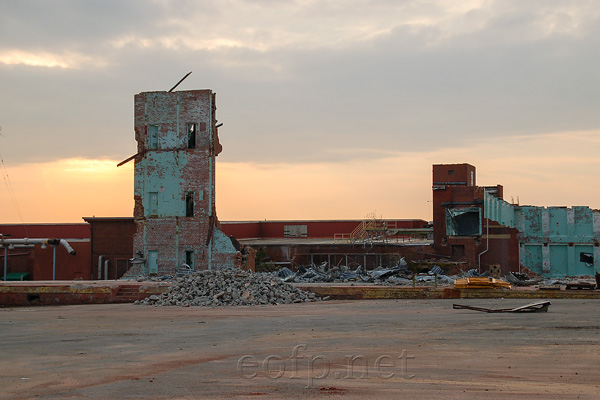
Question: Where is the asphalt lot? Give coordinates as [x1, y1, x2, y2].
[1, 299, 599, 399]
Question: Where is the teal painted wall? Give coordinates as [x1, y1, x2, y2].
[485, 192, 599, 277]
[135, 152, 192, 218]
[129, 90, 238, 276]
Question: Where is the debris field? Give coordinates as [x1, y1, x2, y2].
[137, 269, 321, 307]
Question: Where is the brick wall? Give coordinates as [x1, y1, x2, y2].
[129, 90, 237, 276]
[0, 224, 90, 280]
[222, 219, 429, 239]
[83, 218, 136, 279]
[431, 164, 519, 273]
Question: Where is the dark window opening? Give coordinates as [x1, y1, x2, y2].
[284, 225, 308, 238]
[448, 170, 454, 175]
[446, 207, 481, 236]
[187, 123, 196, 148]
[186, 192, 194, 217]
[148, 125, 158, 149]
[185, 250, 194, 270]
[116, 259, 130, 279]
[580, 252, 594, 267]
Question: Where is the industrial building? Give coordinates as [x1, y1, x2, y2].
[0, 224, 90, 280]
[431, 163, 599, 278]
[1, 89, 598, 281]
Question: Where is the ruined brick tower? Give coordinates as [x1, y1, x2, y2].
[127, 90, 237, 276]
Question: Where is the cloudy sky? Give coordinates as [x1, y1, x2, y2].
[1, 0, 599, 223]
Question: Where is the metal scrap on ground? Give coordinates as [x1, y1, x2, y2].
[453, 301, 551, 313]
[275, 259, 454, 285]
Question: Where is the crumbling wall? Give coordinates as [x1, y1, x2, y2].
[126, 90, 237, 277]
[432, 164, 519, 274]
[486, 193, 600, 277]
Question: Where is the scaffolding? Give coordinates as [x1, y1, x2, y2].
[334, 214, 432, 244]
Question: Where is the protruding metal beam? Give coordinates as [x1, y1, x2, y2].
[168, 71, 192, 92]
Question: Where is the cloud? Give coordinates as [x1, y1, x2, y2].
[0, 49, 108, 69]
[0, 0, 598, 169]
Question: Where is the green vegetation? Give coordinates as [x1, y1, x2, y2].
[254, 246, 279, 273]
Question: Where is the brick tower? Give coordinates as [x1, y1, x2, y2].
[127, 90, 237, 276]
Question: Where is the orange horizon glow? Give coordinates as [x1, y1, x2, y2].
[1, 130, 599, 224]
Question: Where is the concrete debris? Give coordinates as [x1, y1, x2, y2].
[273, 264, 598, 289]
[385, 276, 413, 285]
[136, 269, 321, 307]
[272, 260, 456, 286]
[415, 275, 436, 283]
[465, 269, 484, 277]
[277, 263, 412, 284]
[506, 272, 542, 286]
[369, 267, 405, 281]
[430, 265, 444, 275]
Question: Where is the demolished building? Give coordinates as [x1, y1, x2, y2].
[2, 88, 598, 281]
[123, 90, 238, 276]
[485, 191, 600, 278]
[432, 163, 599, 278]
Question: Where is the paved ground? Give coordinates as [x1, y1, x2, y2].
[1, 299, 599, 399]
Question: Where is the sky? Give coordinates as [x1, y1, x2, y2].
[0, 0, 599, 223]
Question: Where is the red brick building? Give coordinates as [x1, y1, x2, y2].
[83, 217, 136, 280]
[2, 163, 526, 280]
[221, 219, 428, 239]
[431, 163, 519, 274]
[0, 224, 90, 280]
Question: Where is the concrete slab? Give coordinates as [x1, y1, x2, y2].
[1, 299, 599, 399]
[2, 281, 600, 306]
[298, 283, 600, 300]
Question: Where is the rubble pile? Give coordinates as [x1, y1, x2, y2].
[137, 269, 321, 307]
[276, 260, 456, 286]
[506, 272, 542, 286]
